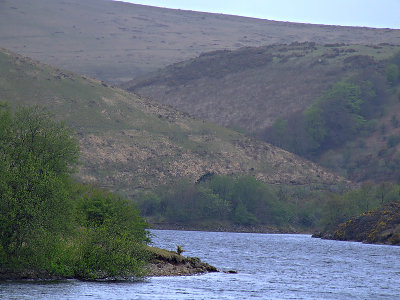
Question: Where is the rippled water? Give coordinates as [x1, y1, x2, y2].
[1, 230, 400, 299]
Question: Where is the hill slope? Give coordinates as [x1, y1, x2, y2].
[123, 43, 400, 183]
[124, 43, 400, 133]
[0, 49, 345, 197]
[1, 0, 400, 84]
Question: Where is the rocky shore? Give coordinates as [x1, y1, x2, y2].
[313, 202, 400, 246]
[150, 222, 302, 234]
[145, 246, 218, 276]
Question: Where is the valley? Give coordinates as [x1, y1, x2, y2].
[1, 0, 400, 242]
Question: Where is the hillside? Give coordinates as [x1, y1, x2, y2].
[1, 0, 400, 84]
[124, 43, 400, 133]
[0, 48, 345, 198]
[124, 43, 400, 183]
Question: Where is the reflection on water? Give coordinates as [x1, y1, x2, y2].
[1, 230, 400, 299]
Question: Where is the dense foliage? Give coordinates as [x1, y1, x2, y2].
[319, 182, 400, 230]
[70, 184, 149, 279]
[264, 78, 383, 158]
[135, 173, 400, 233]
[0, 104, 149, 279]
[136, 174, 321, 229]
[263, 52, 400, 182]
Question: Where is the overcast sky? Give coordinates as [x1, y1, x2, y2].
[113, 0, 400, 29]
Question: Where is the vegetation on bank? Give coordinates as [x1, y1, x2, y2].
[0, 104, 149, 279]
[319, 182, 400, 231]
[331, 201, 400, 245]
[135, 173, 400, 233]
[136, 175, 297, 228]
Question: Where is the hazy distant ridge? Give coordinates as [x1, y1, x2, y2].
[1, 0, 400, 84]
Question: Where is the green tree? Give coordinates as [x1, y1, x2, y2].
[0, 104, 79, 269]
[304, 104, 327, 152]
[317, 81, 366, 147]
[269, 118, 289, 148]
[320, 193, 348, 230]
[386, 63, 399, 85]
[74, 186, 149, 278]
[196, 186, 231, 219]
[208, 175, 235, 201]
[0, 104, 151, 278]
[233, 203, 259, 225]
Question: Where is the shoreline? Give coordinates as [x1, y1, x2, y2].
[145, 246, 218, 277]
[312, 202, 400, 246]
[0, 246, 218, 281]
[149, 222, 310, 235]
[0, 227, 313, 281]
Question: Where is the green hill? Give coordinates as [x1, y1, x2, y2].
[0, 48, 344, 198]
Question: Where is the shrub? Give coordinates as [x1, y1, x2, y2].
[385, 63, 399, 85]
[387, 135, 400, 148]
[73, 186, 149, 279]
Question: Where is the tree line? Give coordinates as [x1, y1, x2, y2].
[135, 172, 400, 232]
[136, 174, 294, 227]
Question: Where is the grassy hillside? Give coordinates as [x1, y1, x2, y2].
[124, 43, 400, 183]
[124, 43, 400, 133]
[0, 48, 345, 198]
[1, 0, 400, 84]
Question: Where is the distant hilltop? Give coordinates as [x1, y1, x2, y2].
[1, 0, 400, 84]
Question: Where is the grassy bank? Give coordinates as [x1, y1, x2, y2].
[0, 246, 218, 280]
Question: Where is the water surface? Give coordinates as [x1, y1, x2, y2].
[1, 230, 399, 299]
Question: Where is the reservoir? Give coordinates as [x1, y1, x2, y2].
[1, 230, 400, 299]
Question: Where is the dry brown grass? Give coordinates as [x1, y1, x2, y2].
[125, 43, 400, 134]
[0, 48, 346, 199]
[1, 0, 400, 84]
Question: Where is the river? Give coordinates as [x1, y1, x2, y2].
[1, 230, 400, 299]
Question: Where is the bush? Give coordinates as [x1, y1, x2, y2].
[386, 63, 399, 85]
[387, 135, 400, 148]
[73, 187, 149, 278]
[233, 203, 259, 225]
